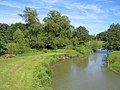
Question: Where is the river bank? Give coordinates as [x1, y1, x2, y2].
[52, 51, 120, 90]
[0, 49, 81, 90]
[107, 51, 120, 73]
[35, 48, 93, 90]
[35, 49, 80, 90]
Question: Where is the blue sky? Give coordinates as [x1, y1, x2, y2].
[0, 0, 120, 34]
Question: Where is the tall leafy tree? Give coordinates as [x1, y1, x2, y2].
[75, 26, 90, 44]
[105, 24, 120, 50]
[96, 31, 107, 41]
[97, 23, 120, 50]
[27, 22, 45, 48]
[43, 10, 72, 48]
[19, 7, 39, 24]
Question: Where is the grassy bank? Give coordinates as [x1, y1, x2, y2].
[0, 49, 79, 90]
[107, 51, 120, 73]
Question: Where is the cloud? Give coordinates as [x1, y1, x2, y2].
[0, 0, 42, 9]
[115, 12, 120, 16]
[0, 16, 23, 25]
[31, 0, 59, 5]
[0, 1, 21, 8]
[64, 12, 97, 20]
[96, 0, 114, 3]
[65, 3, 104, 13]
[0, 0, 119, 34]
[42, 0, 59, 3]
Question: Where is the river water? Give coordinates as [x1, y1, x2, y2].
[52, 50, 120, 90]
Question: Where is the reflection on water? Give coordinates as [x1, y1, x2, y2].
[52, 51, 120, 90]
[72, 57, 89, 69]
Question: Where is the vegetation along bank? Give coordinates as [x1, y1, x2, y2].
[0, 48, 94, 90]
[97, 23, 120, 73]
[0, 5, 120, 90]
[107, 51, 120, 73]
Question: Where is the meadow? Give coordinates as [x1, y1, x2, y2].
[0, 49, 79, 90]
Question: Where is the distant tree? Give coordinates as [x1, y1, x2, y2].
[19, 7, 39, 24]
[99, 23, 120, 50]
[0, 23, 9, 55]
[0, 7, 96, 55]
[96, 31, 107, 41]
[7, 29, 29, 54]
[75, 26, 90, 44]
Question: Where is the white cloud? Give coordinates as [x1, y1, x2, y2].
[0, 16, 23, 25]
[65, 3, 104, 13]
[42, 0, 59, 3]
[0, 0, 42, 9]
[0, 1, 21, 8]
[31, 0, 59, 4]
[96, 0, 114, 3]
[64, 13, 97, 20]
[0, 0, 119, 34]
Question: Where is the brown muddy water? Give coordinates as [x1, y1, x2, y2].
[52, 52, 120, 90]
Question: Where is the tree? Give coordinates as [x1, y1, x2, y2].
[98, 23, 120, 50]
[0, 23, 9, 55]
[27, 22, 44, 49]
[19, 7, 39, 24]
[0, 7, 94, 54]
[43, 10, 72, 49]
[7, 29, 29, 54]
[96, 31, 107, 41]
[75, 26, 90, 44]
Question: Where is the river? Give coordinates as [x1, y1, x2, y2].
[52, 50, 120, 90]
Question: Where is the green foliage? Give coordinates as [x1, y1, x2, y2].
[75, 26, 90, 44]
[73, 45, 93, 56]
[43, 10, 72, 49]
[0, 23, 9, 55]
[86, 41, 103, 51]
[6, 43, 18, 54]
[27, 22, 44, 48]
[42, 48, 48, 53]
[7, 29, 29, 54]
[34, 49, 80, 89]
[0, 7, 94, 55]
[97, 23, 120, 50]
[96, 31, 107, 41]
[19, 7, 39, 24]
[107, 51, 120, 72]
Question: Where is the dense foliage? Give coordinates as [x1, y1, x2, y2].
[97, 23, 120, 50]
[0, 7, 93, 55]
[107, 51, 120, 72]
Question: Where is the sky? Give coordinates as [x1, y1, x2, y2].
[0, 0, 120, 34]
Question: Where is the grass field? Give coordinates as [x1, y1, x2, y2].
[107, 51, 120, 73]
[0, 49, 79, 90]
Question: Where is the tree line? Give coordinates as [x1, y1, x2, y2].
[97, 23, 120, 50]
[0, 7, 95, 55]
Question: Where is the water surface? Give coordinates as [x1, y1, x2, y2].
[52, 51, 120, 90]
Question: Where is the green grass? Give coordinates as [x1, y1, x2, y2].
[0, 49, 79, 90]
[107, 51, 120, 73]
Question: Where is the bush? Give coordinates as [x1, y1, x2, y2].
[7, 42, 29, 55]
[42, 49, 48, 53]
[107, 51, 120, 72]
[6, 43, 18, 54]
[72, 45, 92, 55]
[86, 41, 103, 51]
